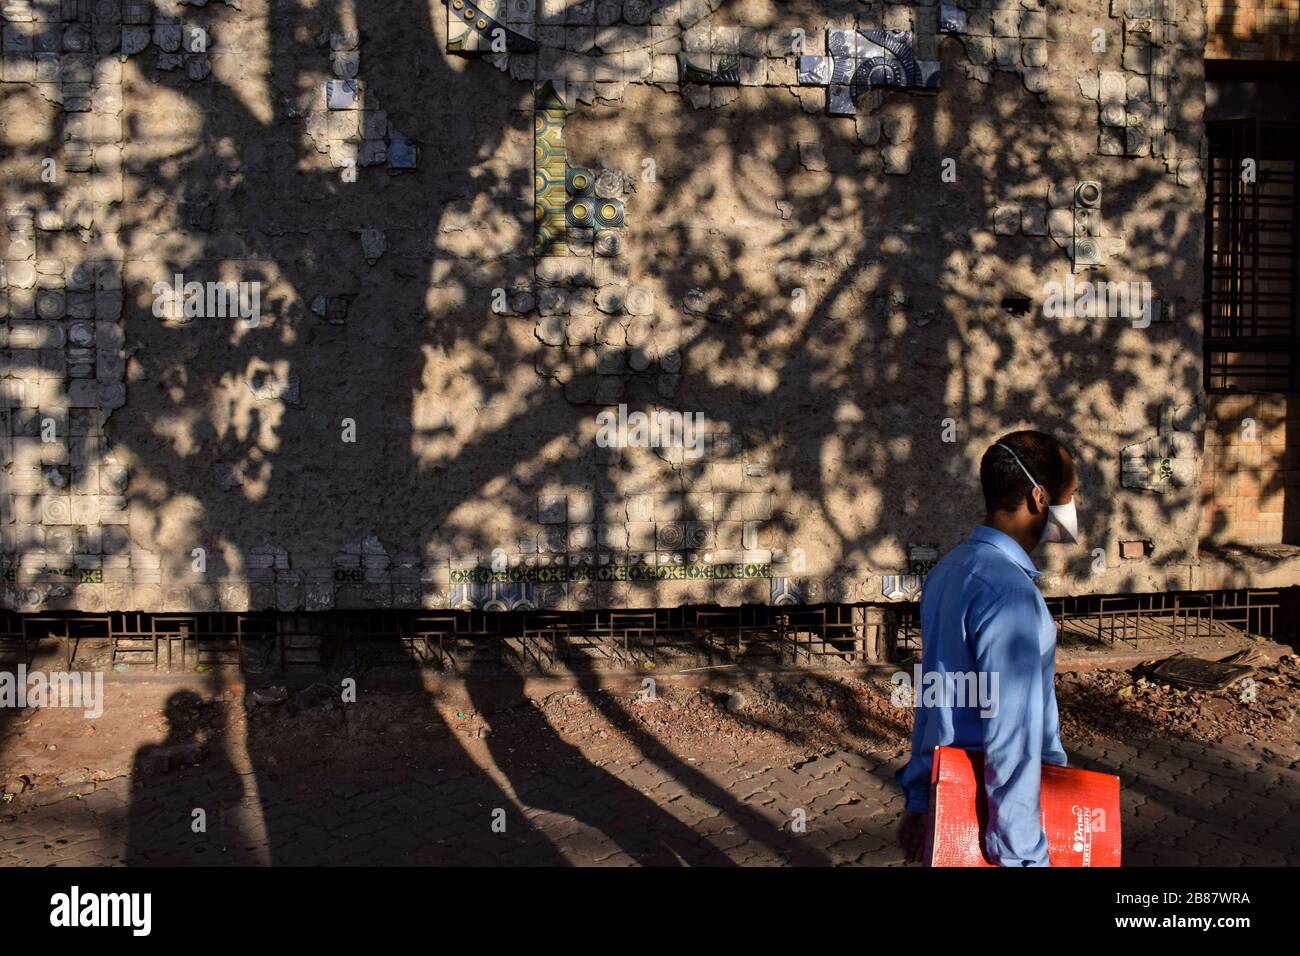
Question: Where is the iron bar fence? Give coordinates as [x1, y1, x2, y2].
[0, 590, 1284, 673]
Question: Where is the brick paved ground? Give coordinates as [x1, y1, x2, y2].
[3, 732, 1298, 866]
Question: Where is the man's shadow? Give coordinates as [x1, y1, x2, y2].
[125, 690, 260, 865]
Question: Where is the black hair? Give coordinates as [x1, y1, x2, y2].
[980, 430, 1074, 513]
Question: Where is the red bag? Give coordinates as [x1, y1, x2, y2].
[924, 745, 1121, 867]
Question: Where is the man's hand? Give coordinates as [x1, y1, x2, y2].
[898, 810, 927, 864]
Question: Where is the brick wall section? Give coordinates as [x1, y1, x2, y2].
[1205, 0, 1300, 60]
[1201, 393, 1299, 545]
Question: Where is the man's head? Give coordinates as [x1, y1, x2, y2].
[979, 430, 1078, 550]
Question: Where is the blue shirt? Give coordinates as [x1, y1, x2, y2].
[894, 525, 1068, 866]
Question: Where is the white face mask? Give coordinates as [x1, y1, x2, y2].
[996, 443, 1079, 545]
[1039, 498, 1079, 544]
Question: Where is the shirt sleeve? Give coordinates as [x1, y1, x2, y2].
[895, 706, 932, 814]
[1041, 638, 1069, 768]
[971, 587, 1052, 867]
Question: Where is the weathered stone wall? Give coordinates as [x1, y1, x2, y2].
[0, 0, 1242, 615]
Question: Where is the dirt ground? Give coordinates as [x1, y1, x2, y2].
[1, 635, 1298, 867]
[4, 645, 1298, 804]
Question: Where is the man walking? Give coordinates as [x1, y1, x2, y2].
[895, 430, 1078, 866]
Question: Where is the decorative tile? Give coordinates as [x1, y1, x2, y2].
[450, 579, 484, 610]
[593, 197, 624, 229]
[939, 4, 968, 34]
[770, 577, 801, 605]
[811, 25, 939, 115]
[566, 226, 593, 254]
[480, 582, 513, 611]
[826, 28, 856, 59]
[447, 0, 539, 54]
[827, 84, 855, 115]
[797, 55, 830, 85]
[566, 196, 596, 227]
[882, 574, 923, 601]
[449, 560, 771, 588]
[854, 29, 921, 91]
[676, 52, 740, 85]
[326, 79, 357, 109]
[1076, 180, 1102, 208]
[828, 50, 855, 85]
[534, 81, 568, 257]
[123, 1, 153, 25]
[907, 546, 939, 577]
[566, 165, 594, 196]
[387, 133, 418, 170]
[532, 92, 628, 259]
[1073, 236, 1104, 269]
[916, 60, 942, 88]
[594, 229, 622, 257]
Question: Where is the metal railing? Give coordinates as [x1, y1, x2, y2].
[0, 590, 1282, 673]
[889, 589, 1281, 658]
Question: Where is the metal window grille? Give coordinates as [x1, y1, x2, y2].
[1204, 119, 1300, 392]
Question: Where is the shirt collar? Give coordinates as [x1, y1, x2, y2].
[968, 525, 1042, 580]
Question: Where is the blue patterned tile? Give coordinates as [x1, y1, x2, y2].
[798, 55, 830, 85]
[939, 4, 968, 34]
[826, 28, 856, 60]
[387, 134, 418, 170]
[830, 54, 855, 84]
[828, 84, 855, 115]
[855, 29, 919, 89]
[882, 574, 923, 600]
[326, 79, 357, 109]
[770, 577, 800, 605]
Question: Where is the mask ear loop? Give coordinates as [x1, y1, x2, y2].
[996, 443, 1047, 510]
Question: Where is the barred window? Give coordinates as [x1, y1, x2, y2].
[1204, 119, 1300, 392]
